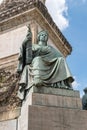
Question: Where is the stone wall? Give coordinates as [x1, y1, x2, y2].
[0, 26, 27, 58]
[0, 119, 17, 130]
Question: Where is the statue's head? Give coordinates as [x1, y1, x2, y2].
[37, 30, 48, 45]
[83, 87, 87, 94]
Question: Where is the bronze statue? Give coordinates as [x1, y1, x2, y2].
[17, 27, 74, 100]
[17, 26, 32, 74]
[82, 87, 87, 110]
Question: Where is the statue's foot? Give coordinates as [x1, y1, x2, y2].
[34, 82, 42, 87]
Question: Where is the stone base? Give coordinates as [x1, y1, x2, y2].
[33, 86, 80, 97]
[0, 119, 17, 130]
[28, 105, 87, 130]
[0, 87, 87, 130]
[17, 87, 87, 130]
[32, 93, 81, 109]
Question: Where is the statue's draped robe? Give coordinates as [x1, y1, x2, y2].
[18, 44, 74, 99]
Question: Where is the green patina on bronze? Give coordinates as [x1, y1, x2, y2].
[82, 87, 87, 110]
[17, 27, 74, 100]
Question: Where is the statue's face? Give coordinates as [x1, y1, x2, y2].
[39, 32, 48, 42]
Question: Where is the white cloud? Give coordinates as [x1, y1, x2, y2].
[46, 0, 69, 31]
[72, 76, 80, 89]
[72, 80, 80, 89]
[0, 0, 3, 4]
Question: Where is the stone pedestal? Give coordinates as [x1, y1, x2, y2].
[0, 119, 17, 130]
[17, 87, 87, 130]
[28, 106, 87, 130]
[0, 87, 87, 130]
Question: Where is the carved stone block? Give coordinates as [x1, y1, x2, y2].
[28, 105, 87, 130]
[32, 93, 82, 109]
[0, 119, 17, 130]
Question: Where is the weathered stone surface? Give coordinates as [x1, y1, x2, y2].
[17, 87, 83, 130]
[0, 26, 27, 59]
[18, 89, 33, 130]
[0, 119, 17, 130]
[28, 105, 87, 130]
[0, 87, 83, 130]
[0, 68, 21, 110]
[17, 87, 81, 110]
[32, 93, 82, 109]
[0, 108, 21, 121]
[0, 54, 18, 69]
[33, 86, 80, 98]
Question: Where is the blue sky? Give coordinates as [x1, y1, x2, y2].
[64, 0, 87, 96]
[0, 0, 87, 97]
[46, 0, 87, 96]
